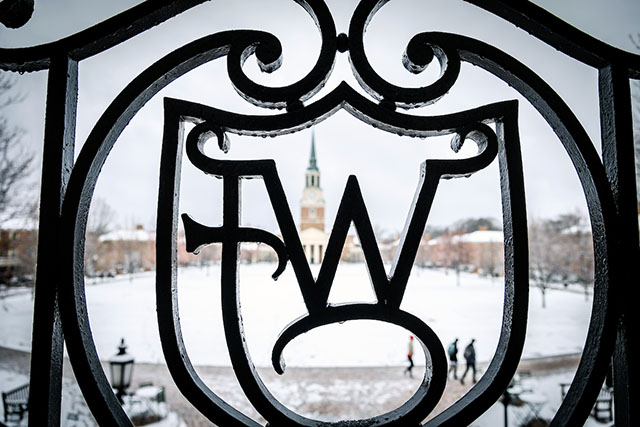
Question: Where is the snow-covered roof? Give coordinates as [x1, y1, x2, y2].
[561, 224, 591, 235]
[426, 234, 443, 246]
[99, 229, 154, 242]
[427, 230, 503, 245]
[459, 230, 503, 243]
[0, 217, 38, 231]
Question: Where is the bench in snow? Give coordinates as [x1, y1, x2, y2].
[2, 383, 29, 423]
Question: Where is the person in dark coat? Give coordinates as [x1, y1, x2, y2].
[447, 338, 459, 380]
[404, 335, 415, 378]
[460, 338, 477, 384]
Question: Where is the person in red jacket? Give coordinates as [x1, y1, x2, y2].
[404, 335, 415, 378]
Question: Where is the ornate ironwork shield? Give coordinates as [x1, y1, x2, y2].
[152, 1, 532, 424]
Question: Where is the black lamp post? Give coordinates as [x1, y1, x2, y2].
[108, 338, 134, 404]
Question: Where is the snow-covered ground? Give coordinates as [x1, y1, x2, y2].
[0, 265, 599, 426]
[0, 263, 592, 368]
[0, 366, 606, 427]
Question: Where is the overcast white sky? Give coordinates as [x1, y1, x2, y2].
[1, 0, 639, 235]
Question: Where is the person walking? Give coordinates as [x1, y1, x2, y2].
[404, 335, 415, 378]
[460, 338, 477, 384]
[447, 338, 459, 380]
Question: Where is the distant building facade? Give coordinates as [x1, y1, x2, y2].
[86, 225, 220, 276]
[94, 225, 156, 274]
[423, 228, 505, 276]
[0, 218, 38, 285]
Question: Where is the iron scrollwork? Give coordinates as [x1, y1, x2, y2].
[1, 0, 637, 426]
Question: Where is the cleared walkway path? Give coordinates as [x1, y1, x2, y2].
[1, 346, 581, 426]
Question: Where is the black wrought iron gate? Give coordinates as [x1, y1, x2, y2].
[0, 0, 637, 425]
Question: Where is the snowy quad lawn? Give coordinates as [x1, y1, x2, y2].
[0, 263, 597, 425]
[0, 263, 591, 367]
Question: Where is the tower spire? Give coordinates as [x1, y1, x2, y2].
[308, 131, 318, 171]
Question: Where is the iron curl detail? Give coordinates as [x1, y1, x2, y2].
[348, 0, 461, 109]
[227, 0, 339, 110]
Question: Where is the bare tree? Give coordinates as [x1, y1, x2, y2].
[87, 197, 116, 235]
[477, 239, 502, 279]
[0, 72, 34, 222]
[437, 229, 470, 286]
[0, 73, 37, 295]
[529, 212, 594, 308]
[0, 195, 38, 295]
[529, 218, 560, 308]
[453, 217, 501, 233]
[564, 217, 594, 300]
[84, 198, 116, 276]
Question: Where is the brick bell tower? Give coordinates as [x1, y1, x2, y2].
[300, 132, 325, 232]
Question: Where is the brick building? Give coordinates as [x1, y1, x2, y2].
[93, 225, 156, 274]
[0, 218, 38, 285]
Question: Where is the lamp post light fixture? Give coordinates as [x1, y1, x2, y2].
[108, 338, 135, 404]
